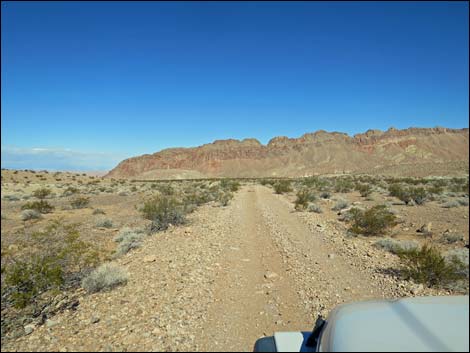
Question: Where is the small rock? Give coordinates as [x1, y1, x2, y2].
[24, 324, 35, 335]
[46, 319, 58, 328]
[90, 316, 100, 324]
[143, 255, 157, 263]
[411, 284, 424, 295]
[328, 254, 335, 259]
[264, 271, 278, 280]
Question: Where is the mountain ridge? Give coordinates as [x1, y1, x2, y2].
[105, 127, 469, 179]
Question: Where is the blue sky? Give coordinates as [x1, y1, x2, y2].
[1, 1, 469, 171]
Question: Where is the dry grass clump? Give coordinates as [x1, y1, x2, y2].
[307, 203, 323, 213]
[375, 238, 419, 254]
[20, 209, 42, 221]
[273, 180, 292, 194]
[332, 198, 349, 211]
[95, 218, 113, 228]
[81, 263, 128, 293]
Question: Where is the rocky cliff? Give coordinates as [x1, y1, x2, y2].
[105, 127, 469, 179]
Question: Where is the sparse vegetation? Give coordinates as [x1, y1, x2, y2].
[273, 180, 292, 194]
[81, 263, 128, 293]
[20, 209, 42, 221]
[332, 198, 349, 211]
[3, 219, 98, 308]
[21, 200, 54, 214]
[348, 205, 397, 236]
[70, 196, 90, 209]
[397, 244, 467, 287]
[95, 218, 113, 228]
[141, 196, 187, 232]
[294, 189, 316, 210]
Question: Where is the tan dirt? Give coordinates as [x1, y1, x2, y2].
[2, 185, 457, 352]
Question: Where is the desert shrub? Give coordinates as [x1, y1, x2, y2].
[32, 187, 52, 200]
[294, 189, 317, 210]
[332, 198, 349, 211]
[441, 233, 464, 244]
[130, 186, 138, 192]
[355, 183, 372, 197]
[320, 191, 331, 199]
[442, 200, 460, 208]
[397, 244, 467, 287]
[141, 196, 187, 232]
[408, 187, 428, 205]
[220, 179, 241, 192]
[348, 205, 397, 236]
[374, 238, 419, 254]
[444, 248, 469, 276]
[389, 184, 428, 205]
[3, 220, 98, 308]
[95, 218, 113, 228]
[62, 186, 79, 196]
[307, 203, 323, 213]
[81, 263, 128, 293]
[21, 209, 42, 221]
[70, 196, 90, 209]
[260, 179, 274, 186]
[114, 228, 146, 256]
[118, 191, 129, 196]
[3, 194, 20, 201]
[334, 178, 354, 193]
[92, 208, 106, 215]
[219, 192, 233, 206]
[457, 198, 469, 206]
[273, 180, 292, 194]
[21, 200, 54, 214]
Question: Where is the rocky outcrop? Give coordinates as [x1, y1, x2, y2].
[105, 127, 469, 179]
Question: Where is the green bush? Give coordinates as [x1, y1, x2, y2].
[389, 184, 428, 205]
[273, 180, 292, 194]
[220, 179, 241, 192]
[348, 205, 397, 236]
[3, 220, 98, 308]
[141, 196, 187, 232]
[21, 200, 54, 214]
[32, 187, 52, 200]
[294, 189, 316, 210]
[334, 178, 354, 193]
[70, 196, 90, 209]
[355, 183, 372, 197]
[397, 244, 467, 287]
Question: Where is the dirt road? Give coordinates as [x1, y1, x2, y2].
[5, 185, 400, 352]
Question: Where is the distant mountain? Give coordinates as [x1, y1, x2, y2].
[105, 127, 469, 179]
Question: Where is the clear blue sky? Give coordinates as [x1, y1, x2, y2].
[1, 1, 469, 170]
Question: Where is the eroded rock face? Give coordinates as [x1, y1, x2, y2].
[105, 127, 469, 179]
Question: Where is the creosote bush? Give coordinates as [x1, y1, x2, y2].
[32, 187, 52, 200]
[273, 180, 292, 194]
[397, 244, 467, 287]
[21, 200, 54, 214]
[355, 183, 372, 197]
[141, 196, 187, 232]
[348, 205, 397, 236]
[294, 189, 317, 210]
[81, 263, 128, 293]
[3, 219, 98, 308]
[70, 196, 90, 209]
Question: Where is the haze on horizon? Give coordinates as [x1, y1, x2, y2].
[1, 1, 469, 171]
